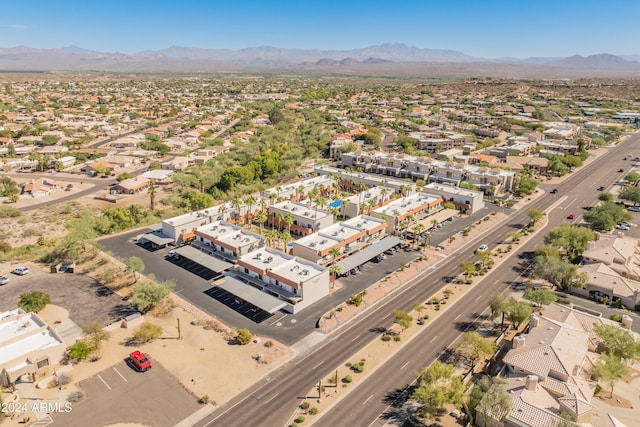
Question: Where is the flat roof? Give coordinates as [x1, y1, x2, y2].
[0, 329, 62, 367]
[141, 232, 174, 246]
[373, 193, 441, 217]
[216, 276, 287, 314]
[272, 201, 332, 221]
[337, 236, 401, 273]
[0, 313, 43, 345]
[174, 246, 233, 273]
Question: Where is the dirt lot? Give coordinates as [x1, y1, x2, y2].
[0, 262, 137, 327]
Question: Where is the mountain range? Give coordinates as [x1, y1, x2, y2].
[0, 43, 639, 76]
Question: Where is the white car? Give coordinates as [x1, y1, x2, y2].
[0, 275, 9, 285]
[476, 244, 489, 253]
[11, 267, 29, 275]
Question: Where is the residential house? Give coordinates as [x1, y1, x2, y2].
[110, 177, 150, 195]
[21, 178, 60, 197]
[0, 309, 66, 387]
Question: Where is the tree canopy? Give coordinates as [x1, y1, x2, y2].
[544, 223, 595, 261]
[412, 361, 465, 420]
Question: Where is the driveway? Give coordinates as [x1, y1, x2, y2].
[51, 360, 201, 427]
[0, 264, 137, 328]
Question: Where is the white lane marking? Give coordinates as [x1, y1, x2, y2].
[429, 335, 438, 343]
[312, 361, 324, 370]
[362, 394, 374, 405]
[351, 334, 361, 342]
[263, 393, 279, 405]
[400, 361, 410, 371]
[98, 374, 111, 390]
[475, 295, 482, 301]
[113, 367, 127, 382]
[455, 314, 462, 320]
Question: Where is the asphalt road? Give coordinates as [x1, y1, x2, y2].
[195, 135, 640, 427]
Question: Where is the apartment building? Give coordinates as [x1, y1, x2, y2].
[291, 215, 386, 264]
[235, 247, 329, 314]
[268, 200, 334, 236]
[193, 221, 264, 262]
[371, 192, 443, 233]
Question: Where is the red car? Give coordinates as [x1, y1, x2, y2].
[129, 350, 152, 372]
[567, 214, 576, 220]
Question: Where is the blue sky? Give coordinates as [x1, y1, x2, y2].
[0, 0, 637, 58]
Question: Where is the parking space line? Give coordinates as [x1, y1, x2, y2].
[98, 374, 112, 390]
[113, 367, 128, 382]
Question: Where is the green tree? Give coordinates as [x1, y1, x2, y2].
[544, 223, 596, 261]
[393, 310, 413, 333]
[67, 341, 92, 361]
[132, 322, 163, 343]
[476, 250, 493, 268]
[598, 192, 614, 202]
[489, 294, 511, 329]
[82, 322, 110, 356]
[594, 324, 640, 365]
[584, 201, 631, 231]
[470, 376, 511, 424]
[507, 301, 533, 329]
[0, 175, 20, 197]
[125, 256, 145, 283]
[18, 291, 51, 313]
[523, 288, 558, 311]
[234, 328, 253, 345]
[412, 361, 465, 420]
[329, 264, 341, 287]
[618, 185, 640, 206]
[624, 171, 640, 185]
[460, 261, 477, 279]
[593, 352, 628, 398]
[527, 207, 544, 225]
[533, 255, 586, 291]
[457, 332, 498, 366]
[131, 280, 175, 312]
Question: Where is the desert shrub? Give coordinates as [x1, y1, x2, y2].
[264, 340, 274, 348]
[132, 322, 163, 343]
[309, 407, 318, 415]
[0, 206, 21, 218]
[18, 291, 51, 313]
[234, 328, 253, 345]
[343, 375, 353, 383]
[295, 416, 305, 423]
[57, 373, 72, 385]
[300, 402, 310, 410]
[609, 314, 623, 323]
[67, 391, 85, 402]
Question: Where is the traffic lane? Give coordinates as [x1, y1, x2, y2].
[52, 360, 200, 427]
[318, 222, 550, 427]
[196, 137, 639, 426]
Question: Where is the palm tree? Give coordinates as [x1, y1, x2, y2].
[245, 196, 256, 228]
[329, 247, 342, 264]
[280, 229, 292, 252]
[413, 223, 425, 248]
[275, 212, 285, 231]
[297, 185, 305, 201]
[284, 213, 295, 234]
[218, 204, 227, 221]
[329, 264, 341, 288]
[254, 211, 268, 235]
[232, 197, 242, 224]
[147, 182, 157, 211]
[359, 202, 368, 216]
[264, 229, 277, 248]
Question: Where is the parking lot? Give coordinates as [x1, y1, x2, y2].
[169, 255, 224, 281]
[0, 264, 137, 328]
[51, 359, 201, 427]
[204, 285, 273, 323]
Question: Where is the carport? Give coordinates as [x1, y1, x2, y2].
[138, 232, 174, 248]
[174, 246, 233, 273]
[216, 276, 287, 314]
[337, 236, 401, 273]
[420, 208, 458, 228]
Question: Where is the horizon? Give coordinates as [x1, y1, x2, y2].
[1, 0, 639, 59]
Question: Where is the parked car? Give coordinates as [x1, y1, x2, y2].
[628, 206, 640, 212]
[619, 221, 632, 227]
[11, 267, 29, 275]
[0, 275, 8, 285]
[617, 224, 630, 230]
[166, 250, 178, 259]
[129, 350, 152, 372]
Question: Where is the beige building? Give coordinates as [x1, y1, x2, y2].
[0, 309, 66, 387]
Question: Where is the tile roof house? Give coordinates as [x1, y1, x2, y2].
[478, 304, 633, 427]
[21, 178, 60, 197]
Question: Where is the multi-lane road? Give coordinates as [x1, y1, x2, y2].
[195, 135, 639, 427]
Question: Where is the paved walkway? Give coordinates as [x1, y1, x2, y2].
[15, 382, 46, 421]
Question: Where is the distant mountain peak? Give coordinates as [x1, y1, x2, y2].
[549, 53, 640, 69]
